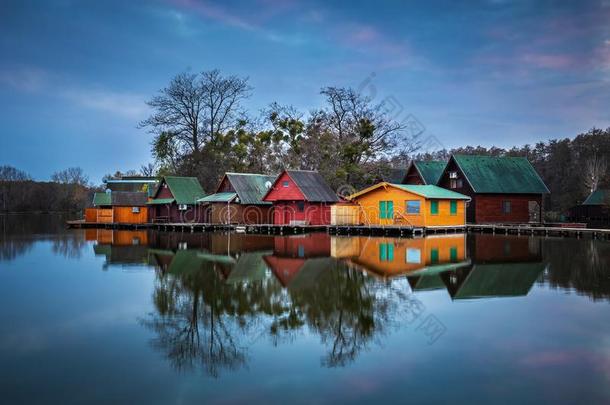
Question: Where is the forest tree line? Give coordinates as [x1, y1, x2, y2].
[1, 69, 609, 216]
[0, 166, 93, 213]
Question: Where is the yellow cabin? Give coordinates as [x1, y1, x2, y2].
[348, 183, 470, 227]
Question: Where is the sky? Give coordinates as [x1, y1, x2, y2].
[1, 0, 609, 182]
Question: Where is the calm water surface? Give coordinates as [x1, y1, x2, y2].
[1, 214, 609, 404]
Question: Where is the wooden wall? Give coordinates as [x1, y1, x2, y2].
[209, 203, 272, 224]
[271, 202, 332, 225]
[113, 206, 149, 224]
[474, 194, 542, 224]
[352, 186, 466, 227]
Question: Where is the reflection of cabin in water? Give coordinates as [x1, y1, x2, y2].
[332, 234, 470, 279]
[441, 234, 545, 299]
[88, 229, 151, 268]
[263, 233, 332, 287]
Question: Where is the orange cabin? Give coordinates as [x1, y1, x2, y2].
[348, 182, 470, 227]
[89, 191, 149, 224]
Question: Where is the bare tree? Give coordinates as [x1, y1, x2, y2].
[584, 154, 607, 193]
[140, 69, 252, 154]
[51, 167, 89, 186]
[0, 166, 31, 181]
[140, 162, 157, 177]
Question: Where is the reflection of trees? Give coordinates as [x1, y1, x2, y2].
[1, 213, 85, 262]
[142, 257, 285, 377]
[51, 233, 88, 259]
[143, 254, 416, 375]
[540, 238, 610, 301]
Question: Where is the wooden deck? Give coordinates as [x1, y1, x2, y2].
[65, 220, 610, 239]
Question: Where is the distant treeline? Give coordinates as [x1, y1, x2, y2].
[0, 166, 95, 213]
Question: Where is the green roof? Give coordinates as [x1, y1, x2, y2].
[159, 176, 205, 205]
[146, 198, 175, 205]
[452, 262, 545, 299]
[394, 184, 471, 200]
[224, 173, 276, 205]
[452, 155, 549, 194]
[583, 189, 610, 205]
[93, 192, 111, 206]
[197, 192, 237, 203]
[413, 161, 446, 184]
[226, 251, 271, 284]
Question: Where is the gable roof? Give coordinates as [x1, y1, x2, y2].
[349, 182, 471, 201]
[583, 189, 610, 205]
[263, 170, 338, 202]
[111, 191, 148, 206]
[452, 155, 549, 194]
[154, 176, 205, 205]
[197, 192, 237, 203]
[381, 168, 408, 184]
[225, 173, 276, 205]
[93, 192, 111, 206]
[408, 161, 446, 185]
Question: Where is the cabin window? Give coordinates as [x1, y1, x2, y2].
[406, 200, 420, 214]
[178, 204, 188, 211]
[450, 200, 457, 215]
[449, 171, 458, 179]
[297, 201, 305, 212]
[502, 200, 511, 214]
[282, 181, 289, 187]
[379, 243, 394, 262]
[379, 201, 394, 219]
[450, 179, 463, 189]
[450, 246, 458, 262]
[430, 248, 439, 263]
[430, 200, 439, 215]
[406, 248, 421, 264]
[132, 207, 140, 213]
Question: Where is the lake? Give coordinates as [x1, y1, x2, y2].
[0, 214, 609, 404]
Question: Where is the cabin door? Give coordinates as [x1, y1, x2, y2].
[284, 205, 292, 225]
[528, 201, 540, 223]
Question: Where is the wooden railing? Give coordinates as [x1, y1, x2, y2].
[393, 211, 413, 227]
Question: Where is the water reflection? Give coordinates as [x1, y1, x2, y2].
[0, 213, 85, 261]
[82, 230, 565, 376]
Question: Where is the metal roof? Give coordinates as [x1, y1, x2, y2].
[153, 176, 205, 205]
[349, 182, 470, 200]
[225, 173, 276, 205]
[395, 184, 471, 200]
[452, 155, 549, 194]
[111, 191, 148, 206]
[92, 192, 111, 206]
[197, 192, 237, 203]
[411, 161, 446, 184]
[146, 198, 175, 205]
[583, 189, 610, 205]
[286, 170, 339, 202]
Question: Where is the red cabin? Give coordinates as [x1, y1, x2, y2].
[437, 155, 549, 224]
[262, 170, 339, 225]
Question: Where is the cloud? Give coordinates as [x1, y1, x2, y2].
[61, 88, 149, 120]
[0, 66, 148, 120]
[0, 66, 48, 92]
